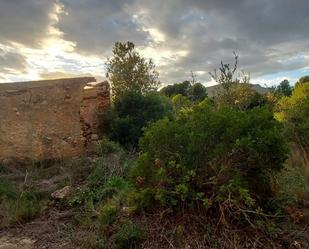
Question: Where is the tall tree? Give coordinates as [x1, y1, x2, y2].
[106, 41, 160, 99]
[276, 79, 292, 97]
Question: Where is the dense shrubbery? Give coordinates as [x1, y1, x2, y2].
[214, 83, 268, 110]
[276, 83, 309, 153]
[129, 100, 288, 218]
[160, 80, 207, 102]
[100, 91, 172, 149]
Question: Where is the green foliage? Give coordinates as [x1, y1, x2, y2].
[70, 176, 130, 208]
[129, 100, 288, 214]
[100, 137, 123, 155]
[275, 79, 293, 97]
[189, 82, 207, 101]
[99, 201, 118, 225]
[214, 82, 267, 110]
[160, 80, 207, 102]
[295, 75, 309, 87]
[113, 221, 144, 249]
[276, 83, 309, 152]
[106, 41, 159, 99]
[171, 94, 193, 112]
[0, 180, 18, 200]
[209, 53, 267, 110]
[0, 181, 46, 226]
[209, 52, 250, 90]
[161, 80, 191, 97]
[101, 91, 172, 149]
[255, 220, 279, 237]
[273, 164, 309, 208]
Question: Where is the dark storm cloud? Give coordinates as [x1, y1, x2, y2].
[126, 0, 309, 82]
[57, 0, 149, 55]
[0, 0, 308, 83]
[0, 0, 56, 46]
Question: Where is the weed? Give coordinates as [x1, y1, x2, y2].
[0, 182, 46, 227]
[99, 201, 118, 225]
[113, 221, 144, 249]
[100, 137, 123, 155]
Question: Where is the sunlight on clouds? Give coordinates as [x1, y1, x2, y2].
[142, 28, 166, 43]
[139, 46, 188, 66]
[1, 1, 105, 82]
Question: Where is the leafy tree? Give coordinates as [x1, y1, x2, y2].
[129, 100, 288, 215]
[189, 82, 207, 101]
[171, 94, 193, 112]
[215, 83, 267, 110]
[276, 83, 309, 153]
[295, 75, 309, 87]
[106, 41, 159, 99]
[160, 81, 207, 101]
[276, 79, 293, 97]
[209, 53, 268, 110]
[160, 81, 191, 97]
[101, 91, 172, 149]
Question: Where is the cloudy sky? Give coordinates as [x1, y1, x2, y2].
[0, 0, 308, 86]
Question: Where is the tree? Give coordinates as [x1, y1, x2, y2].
[160, 81, 207, 102]
[160, 81, 191, 97]
[101, 91, 172, 149]
[208, 53, 268, 110]
[188, 83, 207, 101]
[106, 41, 160, 99]
[209, 52, 250, 92]
[276, 79, 292, 97]
[276, 83, 309, 153]
[295, 76, 309, 87]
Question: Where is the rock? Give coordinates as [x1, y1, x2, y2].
[91, 134, 99, 141]
[51, 186, 72, 200]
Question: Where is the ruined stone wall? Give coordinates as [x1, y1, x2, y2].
[0, 77, 110, 161]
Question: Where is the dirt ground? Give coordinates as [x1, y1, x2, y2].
[0, 206, 79, 249]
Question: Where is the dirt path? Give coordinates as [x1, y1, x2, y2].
[0, 207, 78, 249]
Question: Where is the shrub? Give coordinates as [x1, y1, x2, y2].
[0, 182, 46, 226]
[160, 81, 207, 101]
[113, 221, 144, 249]
[100, 137, 123, 155]
[129, 100, 288, 217]
[100, 91, 172, 149]
[99, 201, 118, 225]
[214, 83, 267, 110]
[0, 180, 18, 200]
[276, 83, 309, 153]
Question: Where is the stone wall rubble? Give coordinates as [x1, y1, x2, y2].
[0, 77, 110, 162]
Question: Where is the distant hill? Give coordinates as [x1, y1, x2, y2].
[205, 83, 271, 97]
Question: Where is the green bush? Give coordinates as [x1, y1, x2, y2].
[113, 221, 144, 249]
[129, 100, 288, 215]
[99, 201, 118, 225]
[100, 91, 172, 149]
[100, 137, 123, 155]
[276, 83, 309, 153]
[0, 180, 18, 200]
[160, 81, 207, 102]
[0, 182, 46, 226]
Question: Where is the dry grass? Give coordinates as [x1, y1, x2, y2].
[135, 211, 309, 249]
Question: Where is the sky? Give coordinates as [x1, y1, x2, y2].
[0, 0, 309, 87]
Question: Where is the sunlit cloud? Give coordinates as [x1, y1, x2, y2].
[0, 0, 309, 85]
